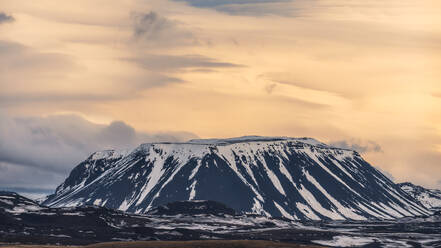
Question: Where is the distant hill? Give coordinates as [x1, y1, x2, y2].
[398, 182, 441, 210]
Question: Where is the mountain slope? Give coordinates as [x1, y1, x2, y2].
[0, 191, 45, 214]
[43, 136, 430, 220]
[398, 182, 441, 210]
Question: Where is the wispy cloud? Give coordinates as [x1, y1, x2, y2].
[0, 40, 187, 106]
[173, 0, 291, 8]
[0, 40, 76, 91]
[330, 139, 383, 153]
[124, 54, 243, 72]
[172, 0, 295, 16]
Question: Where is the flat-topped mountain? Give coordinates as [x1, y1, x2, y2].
[43, 136, 429, 220]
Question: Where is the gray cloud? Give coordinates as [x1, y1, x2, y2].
[132, 11, 195, 47]
[0, 162, 63, 192]
[0, 12, 14, 24]
[0, 114, 198, 192]
[173, 0, 295, 16]
[124, 54, 242, 72]
[329, 139, 383, 153]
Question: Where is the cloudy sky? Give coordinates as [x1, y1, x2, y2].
[1, 0, 440, 197]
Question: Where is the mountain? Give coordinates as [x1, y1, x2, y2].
[0, 191, 45, 214]
[398, 182, 441, 210]
[43, 136, 430, 220]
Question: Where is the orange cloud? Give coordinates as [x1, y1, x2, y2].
[0, 0, 440, 189]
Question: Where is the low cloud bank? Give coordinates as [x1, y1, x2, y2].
[0, 113, 198, 192]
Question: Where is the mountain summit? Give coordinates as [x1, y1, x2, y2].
[43, 136, 429, 220]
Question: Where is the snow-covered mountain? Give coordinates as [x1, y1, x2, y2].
[43, 136, 430, 220]
[398, 182, 441, 210]
[0, 191, 45, 214]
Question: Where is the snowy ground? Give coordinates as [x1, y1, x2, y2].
[1, 192, 440, 247]
[1, 204, 440, 247]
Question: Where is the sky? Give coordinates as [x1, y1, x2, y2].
[0, 0, 440, 197]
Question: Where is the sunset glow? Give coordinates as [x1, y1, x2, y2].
[0, 0, 440, 192]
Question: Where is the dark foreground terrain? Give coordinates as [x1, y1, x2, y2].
[1, 240, 322, 248]
[1, 192, 440, 247]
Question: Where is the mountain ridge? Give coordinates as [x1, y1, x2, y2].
[82, 136, 354, 165]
